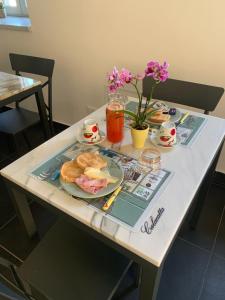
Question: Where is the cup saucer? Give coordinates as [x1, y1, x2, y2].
[150, 134, 181, 149]
[77, 130, 105, 145]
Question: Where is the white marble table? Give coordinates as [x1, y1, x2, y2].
[0, 71, 40, 101]
[0, 71, 50, 138]
[1, 101, 225, 299]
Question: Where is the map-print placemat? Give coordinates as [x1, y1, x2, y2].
[30, 143, 172, 231]
[126, 101, 206, 146]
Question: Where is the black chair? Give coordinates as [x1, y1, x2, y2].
[0, 53, 55, 153]
[0, 219, 133, 300]
[143, 77, 224, 229]
[143, 77, 224, 114]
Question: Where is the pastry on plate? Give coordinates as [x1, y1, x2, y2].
[60, 151, 118, 195]
[60, 161, 83, 183]
[76, 152, 107, 169]
[147, 108, 171, 124]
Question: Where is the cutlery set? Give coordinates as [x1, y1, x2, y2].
[37, 159, 64, 181]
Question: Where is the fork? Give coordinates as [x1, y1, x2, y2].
[102, 166, 139, 211]
[37, 159, 64, 181]
[37, 166, 56, 181]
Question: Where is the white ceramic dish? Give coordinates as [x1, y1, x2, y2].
[60, 156, 124, 199]
[150, 134, 181, 149]
[77, 130, 105, 145]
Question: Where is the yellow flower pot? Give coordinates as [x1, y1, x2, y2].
[131, 125, 149, 149]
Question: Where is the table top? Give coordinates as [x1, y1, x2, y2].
[0, 71, 41, 102]
[1, 99, 225, 267]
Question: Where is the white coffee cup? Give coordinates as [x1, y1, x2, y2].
[82, 119, 100, 143]
[158, 121, 176, 147]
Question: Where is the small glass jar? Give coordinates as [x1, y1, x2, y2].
[106, 93, 124, 143]
[139, 147, 161, 171]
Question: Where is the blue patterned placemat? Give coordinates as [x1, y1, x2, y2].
[30, 143, 172, 230]
[126, 101, 206, 146]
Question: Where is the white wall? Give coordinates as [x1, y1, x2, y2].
[0, 0, 225, 172]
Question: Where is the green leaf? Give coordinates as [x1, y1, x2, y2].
[145, 109, 158, 118]
[122, 110, 137, 121]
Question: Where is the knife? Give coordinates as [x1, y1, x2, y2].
[102, 185, 122, 211]
[176, 112, 189, 127]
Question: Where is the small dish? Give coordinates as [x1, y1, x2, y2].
[150, 134, 181, 149]
[77, 130, 105, 145]
[148, 109, 182, 126]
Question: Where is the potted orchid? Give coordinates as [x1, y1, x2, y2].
[108, 60, 169, 148]
[0, 2, 6, 18]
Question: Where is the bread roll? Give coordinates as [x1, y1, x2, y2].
[61, 161, 83, 182]
[76, 152, 107, 169]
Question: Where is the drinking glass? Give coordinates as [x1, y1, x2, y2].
[139, 148, 161, 171]
[106, 93, 124, 143]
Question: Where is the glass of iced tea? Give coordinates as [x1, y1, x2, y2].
[106, 94, 124, 143]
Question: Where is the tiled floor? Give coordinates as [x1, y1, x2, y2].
[120, 184, 225, 300]
[0, 124, 225, 300]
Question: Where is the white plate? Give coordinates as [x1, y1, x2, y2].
[77, 130, 105, 145]
[60, 156, 124, 199]
[150, 134, 181, 149]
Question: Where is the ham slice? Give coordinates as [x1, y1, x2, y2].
[75, 175, 108, 194]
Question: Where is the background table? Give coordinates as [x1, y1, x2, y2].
[1, 101, 225, 299]
[0, 71, 50, 139]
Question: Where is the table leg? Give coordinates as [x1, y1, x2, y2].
[139, 262, 163, 300]
[5, 182, 37, 238]
[35, 87, 51, 140]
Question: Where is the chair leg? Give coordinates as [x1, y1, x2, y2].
[112, 263, 141, 300]
[134, 264, 142, 288]
[49, 118, 55, 136]
[7, 135, 20, 157]
[6, 134, 16, 154]
[22, 131, 32, 150]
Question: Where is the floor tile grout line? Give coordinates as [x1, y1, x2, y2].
[178, 236, 211, 254]
[0, 214, 16, 233]
[0, 244, 23, 264]
[214, 252, 225, 263]
[197, 204, 225, 300]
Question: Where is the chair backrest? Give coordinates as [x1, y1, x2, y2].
[9, 53, 54, 78]
[9, 53, 55, 124]
[143, 77, 224, 114]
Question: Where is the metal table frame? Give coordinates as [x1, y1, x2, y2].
[0, 84, 51, 140]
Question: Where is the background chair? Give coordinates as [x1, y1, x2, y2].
[0, 53, 55, 154]
[0, 219, 133, 300]
[143, 77, 224, 114]
[143, 77, 224, 228]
